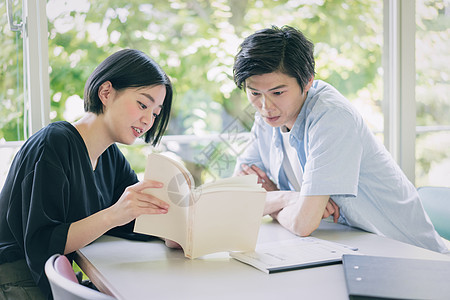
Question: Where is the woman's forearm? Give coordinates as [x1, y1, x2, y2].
[64, 208, 114, 254]
[64, 180, 170, 254]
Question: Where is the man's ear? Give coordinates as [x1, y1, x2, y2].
[98, 81, 113, 106]
[303, 76, 314, 94]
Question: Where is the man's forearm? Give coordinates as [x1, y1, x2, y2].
[272, 195, 330, 237]
[264, 191, 298, 215]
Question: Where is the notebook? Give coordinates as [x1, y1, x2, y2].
[342, 254, 450, 300]
[230, 237, 359, 273]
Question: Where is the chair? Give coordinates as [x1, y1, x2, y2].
[45, 254, 115, 300]
[417, 186, 450, 240]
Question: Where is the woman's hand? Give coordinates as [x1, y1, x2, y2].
[108, 180, 169, 227]
[164, 239, 182, 249]
[238, 164, 279, 191]
[66, 180, 169, 254]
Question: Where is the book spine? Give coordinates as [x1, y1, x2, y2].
[186, 193, 195, 259]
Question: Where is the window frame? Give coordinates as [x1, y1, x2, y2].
[24, 0, 50, 136]
[383, 0, 416, 182]
[0, 0, 49, 149]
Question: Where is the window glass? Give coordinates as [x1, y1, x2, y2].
[0, 0, 24, 142]
[44, 0, 383, 184]
[416, 0, 450, 187]
[0, 0, 23, 187]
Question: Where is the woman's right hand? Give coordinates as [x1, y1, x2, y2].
[108, 180, 169, 227]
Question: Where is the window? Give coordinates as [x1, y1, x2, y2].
[44, 0, 383, 184]
[0, 0, 24, 185]
[1, 0, 24, 142]
[2, 1, 445, 188]
[0, 0, 50, 187]
[415, 0, 450, 187]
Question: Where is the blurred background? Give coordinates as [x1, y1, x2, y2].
[1, 0, 449, 187]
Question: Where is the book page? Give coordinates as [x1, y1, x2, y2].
[134, 153, 191, 251]
[189, 185, 266, 259]
[200, 175, 261, 191]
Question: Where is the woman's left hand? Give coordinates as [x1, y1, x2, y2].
[164, 239, 182, 249]
[107, 180, 169, 228]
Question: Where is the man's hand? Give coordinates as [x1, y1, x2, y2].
[322, 198, 340, 223]
[237, 164, 279, 191]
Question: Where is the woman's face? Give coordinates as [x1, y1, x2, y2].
[101, 83, 166, 145]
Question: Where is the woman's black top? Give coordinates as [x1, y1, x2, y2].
[0, 121, 138, 298]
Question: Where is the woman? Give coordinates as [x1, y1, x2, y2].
[0, 49, 173, 299]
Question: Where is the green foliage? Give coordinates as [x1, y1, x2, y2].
[416, 0, 450, 127]
[415, 0, 450, 186]
[44, 0, 384, 127]
[1, 0, 448, 186]
[44, 0, 386, 180]
[0, 1, 24, 141]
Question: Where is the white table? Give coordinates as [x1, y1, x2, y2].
[75, 217, 450, 300]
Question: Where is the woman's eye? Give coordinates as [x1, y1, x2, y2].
[251, 92, 260, 96]
[153, 113, 158, 118]
[138, 101, 147, 109]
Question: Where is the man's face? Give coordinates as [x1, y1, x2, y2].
[245, 71, 312, 130]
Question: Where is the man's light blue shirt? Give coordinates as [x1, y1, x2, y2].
[236, 80, 447, 253]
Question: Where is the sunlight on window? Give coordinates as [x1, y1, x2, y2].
[415, 0, 450, 187]
[42, 0, 383, 182]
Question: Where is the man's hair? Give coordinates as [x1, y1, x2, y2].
[84, 49, 173, 146]
[233, 25, 315, 93]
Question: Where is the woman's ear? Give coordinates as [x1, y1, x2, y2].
[98, 81, 113, 106]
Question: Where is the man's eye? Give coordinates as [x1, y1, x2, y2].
[153, 113, 159, 118]
[251, 92, 260, 96]
[273, 91, 284, 96]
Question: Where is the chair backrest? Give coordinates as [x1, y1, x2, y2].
[45, 254, 116, 300]
[417, 186, 450, 240]
[54, 255, 79, 283]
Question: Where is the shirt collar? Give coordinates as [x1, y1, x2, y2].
[289, 80, 317, 142]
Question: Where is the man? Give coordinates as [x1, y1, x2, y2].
[233, 25, 447, 253]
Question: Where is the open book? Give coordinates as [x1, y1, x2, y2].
[134, 153, 267, 259]
[230, 237, 360, 273]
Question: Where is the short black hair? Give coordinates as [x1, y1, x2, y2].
[233, 25, 315, 93]
[84, 49, 172, 146]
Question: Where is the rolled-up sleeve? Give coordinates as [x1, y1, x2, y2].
[301, 107, 363, 197]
